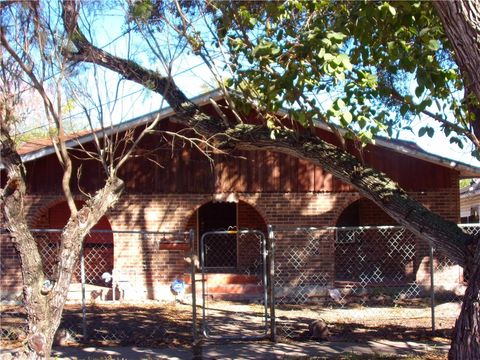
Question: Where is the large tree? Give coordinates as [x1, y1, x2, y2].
[1, 0, 479, 359]
[60, 1, 480, 359]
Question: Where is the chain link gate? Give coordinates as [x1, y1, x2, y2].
[198, 229, 270, 340]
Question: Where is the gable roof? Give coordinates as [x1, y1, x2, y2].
[11, 89, 480, 177]
[460, 180, 480, 198]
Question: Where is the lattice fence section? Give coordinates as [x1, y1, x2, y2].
[271, 227, 332, 338]
[35, 232, 60, 279]
[76, 230, 192, 345]
[335, 227, 416, 284]
[271, 226, 451, 339]
[273, 228, 331, 305]
[0, 304, 27, 351]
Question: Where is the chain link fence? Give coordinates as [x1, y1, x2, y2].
[0, 229, 194, 348]
[1, 224, 478, 348]
[270, 225, 471, 340]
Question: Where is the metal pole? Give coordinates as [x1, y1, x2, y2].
[190, 229, 197, 343]
[80, 244, 87, 341]
[429, 242, 436, 335]
[267, 225, 276, 342]
[262, 231, 268, 336]
[201, 233, 208, 337]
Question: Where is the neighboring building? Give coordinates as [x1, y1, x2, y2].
[460, 179, 480, 223]
[1, 91, 479, 301]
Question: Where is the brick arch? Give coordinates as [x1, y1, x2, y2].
[236, 199, 268, 233]
[332, 194, 361, 227]
[29, 196, 81, 229]
[182, 197, 212, 233]
[182, 197, 267, 233]
[334, 196, 397, 227]
[32, 200, 114, 286]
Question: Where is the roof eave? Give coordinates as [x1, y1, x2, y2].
[7, 89, 480, 178]
[15, 89, 224, 166]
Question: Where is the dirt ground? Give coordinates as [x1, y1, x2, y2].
[0, 299, 459, 351]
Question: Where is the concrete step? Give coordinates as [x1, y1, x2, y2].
[183, 273, 264, 301]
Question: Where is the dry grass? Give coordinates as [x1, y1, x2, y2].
[1, 299, 457, 353]
[283, 353, 447, 360]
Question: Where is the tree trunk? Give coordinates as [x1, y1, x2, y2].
[431, 2, 480, 357]
[4, 176, 124, 359]
[2, 121, 124, 359]
[432, 0, 480, 139]
[448, 241, 480, 360]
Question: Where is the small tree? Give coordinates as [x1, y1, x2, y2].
[0, 2, 179, 358]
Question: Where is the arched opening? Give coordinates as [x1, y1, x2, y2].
[192, 200, 267, 272]
[35, 201, 114, 286]
[336, 198, 396, 227]
[334, 198, 415, 285]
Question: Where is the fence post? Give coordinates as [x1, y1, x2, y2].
[189, 229, 198, 344]
[267, 225, 276, 342]
[262, 230, 269, 337]
[80, 243, 87, 341]
[429, 241, 436, 335]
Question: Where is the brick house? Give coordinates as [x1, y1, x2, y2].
[1, 91, 479, 301]
[460, 180, 480, 223]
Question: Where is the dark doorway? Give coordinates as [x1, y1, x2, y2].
[198, 202, 237, 269]
[199, 202, 237, 234]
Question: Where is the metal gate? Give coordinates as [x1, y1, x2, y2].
[199, 229, 269, 340]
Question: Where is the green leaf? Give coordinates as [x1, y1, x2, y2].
[327, 31, 347, 42]
[297, 111, 307, 126]
[419, 28, 430, 37]
[419, 126, 434, 138]
[317, 48, 326, 59]
[323, 53, 335, 62]
[342, 110, 353, 124]
[427, 39, 440, 51]
[337, 53, 352, 71]
[415, 86, 424, 98]
[450, 137, 464, 149]
[252, 42, 275, 57]
[387, 4, 396, 16]
[358, 116, 367, 128]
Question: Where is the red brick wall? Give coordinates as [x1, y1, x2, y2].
[0, 234, 23, 299]
[0, 180, 461, 300]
